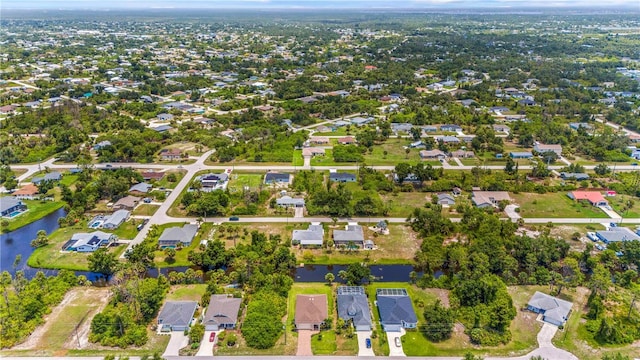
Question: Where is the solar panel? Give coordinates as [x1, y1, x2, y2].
[376, 288, 408, 296]
[337, 286, 365, 295]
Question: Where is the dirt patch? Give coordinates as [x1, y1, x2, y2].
[425, 288, 451, 308]
[66, 289, 110, 349]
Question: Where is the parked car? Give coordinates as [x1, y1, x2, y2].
[143, 197, 152, 203]
[595, 244, 604, 251]
[209, 332, 216, 342]
[229, 216, 239, 221]
[394, 337, 401, 347]
[587, 232, 598, 242]
[366, 338, 371, 348]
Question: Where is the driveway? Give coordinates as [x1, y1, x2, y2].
[196, 330, 216, 356]
[505, 204, 521, 220]
[598, 205, 621, 219]
[356, 330, 375, 356]
[385, 330, 406, 357]
[487, 323, 578, 360]
[294, 207, 305, 218]
[162, 331, 189, 357]
[296, 329, 314, 356]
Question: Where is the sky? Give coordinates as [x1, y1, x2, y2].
[2, 0, 639, 9]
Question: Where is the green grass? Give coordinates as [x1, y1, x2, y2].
[27, 225, 127, 271]
[293, 150, 304, 166]
[362, 139, 423, 166]
[311, 331, 337, 354]
[166, 284, 208, 302]
[153, 170, 186, 189]
[381, 192, 429, 217]
[59, 174, 78, 187]
[227, 173, 265, 193]
[511, 192, 608, 218]
[608, 194, 640, 219]
[2, 199, 65, 232]
[132, 204, 160, 216]
[314, 127, 348, 136]
[111, 220, 140, 240]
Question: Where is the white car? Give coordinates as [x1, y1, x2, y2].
[586, 232, 598, 242]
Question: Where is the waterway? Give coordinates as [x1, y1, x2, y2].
[1, 210, 426, 282]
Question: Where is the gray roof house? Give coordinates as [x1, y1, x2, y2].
[527, 292, 573, 326]
[376, 288, 418, 332]
[333, 224, 365, 248]
[596, 227, 640, 244]
[129, 182, 153, 194]
[202, 295, 242, 331]
[337, 286, 372, 331]
[157, 301, 198, 332]
[276, 196, 305, 208]
[0, 197, 27, 217]
[158, 224, 199, 248]
[32, 172, 62, 185]
[293, 224, 324, 247]
[66, 231, 117, 253]
[102, 209, 130, 230]
[437, 193, 456, 206]
[560, 172, 590, 181]
[472, 191, 511, 208]
[329, 172, 357, 183]
[264, 172, 290, 184]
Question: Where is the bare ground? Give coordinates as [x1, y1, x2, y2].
[12, 287, 109, 350]
[65, 289, 111, 349]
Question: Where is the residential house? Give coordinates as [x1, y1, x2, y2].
[141, 171, 166, 181]
[333, 224, 365, 248]
[0, 197, 27, 217]
[569, 122, 593, 131]
[295, 294, 328, 331]
[337, 286, 372, 331]
[113, 195, 141, 211]
[596, 227, 640, 244]
[435, 136, 460, 144]
[471, 191, 511, 208]
[158, 224, 199, 248]
[302, 147, 325, 157]
[202, 295, 242, 331]
[159, 148, 183, 161]
[0, 105, 16, 114]
[518, 99, 536, 106]
[527, 292, 573, 326]
[129, 182, 153, 195]
[309, 136, 330, 145]
[629, 147, 640, 160]
[391, 123, 413, 133]
[334, 120, 351, 128]
[12, 184, 39, 200]
[102, 210, 130, 230]
[440, 124, 462, 132]
[437, 193, 456, 206]
[567, 191, 608, 207]
[32, 172, 62, 185]
[93, 140, 112, 150]
[157, 113, 174, 121]
[276, 196, 305, 208]
[560, 172, 590, 181]
[157, 301, 198, 332]
[375, 288, 418, 332]
[66, 231, 117, 252]
[450, 150, 475, 158]
[533, 143, 563, 156]
[492, 124, 510, 133]
[264, 172, 290, 185]
[419, 149, 446, 160]
[350, 117, 373, 126]
[509, 152, 533, 159]
[199, 173, 229, 189]
[315, 126, 332, 133]
[329, 172, 357, 183]
[338, 136, 356, 145]
[422, 125, 438, 133]
[293, 224, 324, 247]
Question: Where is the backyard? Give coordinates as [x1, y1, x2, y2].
[2, 198, 65, 232]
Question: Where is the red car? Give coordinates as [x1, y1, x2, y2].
[209, 332, 216, 342]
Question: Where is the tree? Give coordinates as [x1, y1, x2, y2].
[594, 164, 611, 176]
[504, 157, 516, 175]
[325, 272, 335, 284]
[340, 263, 371, 285]
[188, 324, 205, 344]
[422, 300, 454, 341]
[88, 248, 118, 276]
[394, 162, 412, 184]
[30, 230, 49, 248]
[164, 248, 176, 262]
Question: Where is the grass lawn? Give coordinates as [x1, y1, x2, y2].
[552, 287, 639, 360]
[27, 225, 126, 271]
[227, 172, 265, 193]
[216, 222, 299, 249]
[397, 284, 542, 357]
[381, 192, 429, 218]
[511, 192, 608, 218]
[111, 220, 140, 240]
[166, 284, 207, 302]
[59, 174, 78, 187]
[153, 170, 187, 189]
[298, 224, 420, 265]
[64, 330, 170, 357]
[362, 139, 423, 166]
[314, 127, 348, 136]
[608, 194, 640, 218]
[293, 150, 304, 166]
[132, 204, 160, 216]
[2, 199, 65, 232]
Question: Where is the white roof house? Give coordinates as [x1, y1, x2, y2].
[102, 210, 130, 230]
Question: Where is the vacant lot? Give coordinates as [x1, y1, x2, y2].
[608, 194, 640, 218]
[166, 284, 207, 302]
[11, 287, 110, 353]
[132, 204, 160, 216]
[381, 192, 429, 217]
[227, 172, 265, 193]
[362, 139, 423, 166]
[511, 192, 608, 218]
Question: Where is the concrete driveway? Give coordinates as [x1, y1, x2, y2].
[505, 204, 521, 220]
[297, 330, 314, 356]
[385, 330, 406, 357]
[162, 331, 189, 357]
[196, 330, 216, 356]
[356, 330, 375, 356]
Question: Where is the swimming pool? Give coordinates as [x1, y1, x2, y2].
[89, 221, 104, 228]
[8, 210, 23, 218]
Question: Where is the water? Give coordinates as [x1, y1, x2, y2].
[294, 264, 423, 282]
[1, 207, 67, 275]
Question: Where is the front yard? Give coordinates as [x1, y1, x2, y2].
[511, 192, 608, 218]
